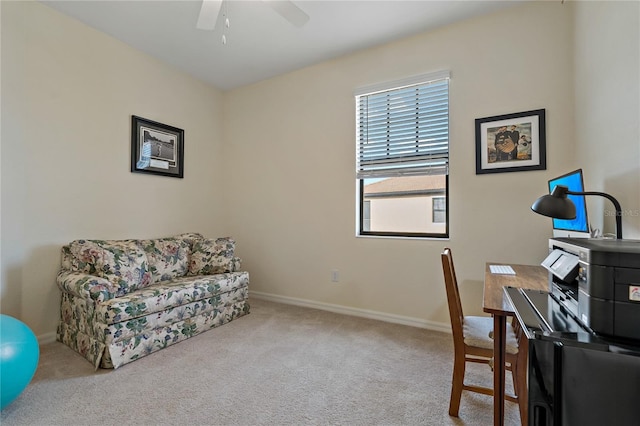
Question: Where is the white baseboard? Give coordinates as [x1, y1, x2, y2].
[250, 291, 451, 334]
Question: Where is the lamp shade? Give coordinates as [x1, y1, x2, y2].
[531, 185, 577, 219]
[531, 183, 623, 239]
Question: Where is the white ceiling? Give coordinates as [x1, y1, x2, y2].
[42, 0, 519, 91]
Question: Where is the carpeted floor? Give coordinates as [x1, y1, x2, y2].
[1, 298, 521, 425]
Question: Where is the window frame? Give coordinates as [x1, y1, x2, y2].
[358, 176, 449, 238]
[355, 71, 450, 239]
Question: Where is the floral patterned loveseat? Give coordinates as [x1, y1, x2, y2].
[56, 233, 249, 369]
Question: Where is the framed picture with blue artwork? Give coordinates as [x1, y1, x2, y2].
[131, 115, 184, 178]
[475, 109, 546, 174]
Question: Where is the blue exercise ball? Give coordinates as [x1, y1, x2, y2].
[0, 315, 39, 410]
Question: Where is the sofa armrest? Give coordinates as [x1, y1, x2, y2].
[57, 271, 118, 302]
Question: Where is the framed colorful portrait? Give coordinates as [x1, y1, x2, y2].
[475, 109, 546, 174]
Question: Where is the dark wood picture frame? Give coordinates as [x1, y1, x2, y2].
[131, 115, 184, 178]
[475, 109, 546, 175]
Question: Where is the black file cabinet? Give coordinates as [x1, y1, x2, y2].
[505, 287, 640, 426]
[528, 334, 640, 426]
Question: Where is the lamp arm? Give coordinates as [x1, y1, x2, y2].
[567, 190, 622, 239]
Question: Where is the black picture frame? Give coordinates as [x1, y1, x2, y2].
[475, 109, 546, 174]
[131, 115, 184, 178]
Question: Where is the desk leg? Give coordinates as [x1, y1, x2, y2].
[493, 313, 506, 426]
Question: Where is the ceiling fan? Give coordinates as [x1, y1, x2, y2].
[196, 0, 310, 31]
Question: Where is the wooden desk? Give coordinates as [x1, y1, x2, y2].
[483, 263, 548, 426]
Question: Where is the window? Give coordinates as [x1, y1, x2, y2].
[432, 197, 446, 223]
[363, 200, 371, 231]
[355, 71, 449, 238]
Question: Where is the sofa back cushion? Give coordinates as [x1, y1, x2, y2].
[188, 237, 240, 275]
[172, 232, 204, 248]
[67, 239, 151, 296]
[138, 237, 191, 284]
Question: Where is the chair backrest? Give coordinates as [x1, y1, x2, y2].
[441, 248, 465, 345]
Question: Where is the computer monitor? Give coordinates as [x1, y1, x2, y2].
[548, 169, 590, 238]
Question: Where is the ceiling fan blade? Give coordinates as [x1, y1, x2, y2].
[196, 0, 223, 31]
[263, 0, 310, 27]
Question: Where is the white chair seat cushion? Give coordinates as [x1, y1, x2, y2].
[463, 316, 519, 354]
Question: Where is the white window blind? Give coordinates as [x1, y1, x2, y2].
[356, 73, 449, 179]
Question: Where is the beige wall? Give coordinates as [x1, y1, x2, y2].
[368, 196, 446, 234]
[2, 1, 638, 340]
[223, 2, 577, 325]
[573, 1, 640, 239]
[1, 1, 227, 336]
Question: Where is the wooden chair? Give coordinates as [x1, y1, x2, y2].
[441, 248, 527, 425]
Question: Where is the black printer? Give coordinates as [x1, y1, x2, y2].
[542, 237, 640, 341]
[505, 238, 640, 425]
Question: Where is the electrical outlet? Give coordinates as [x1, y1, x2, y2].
[331, 270, 339, 282]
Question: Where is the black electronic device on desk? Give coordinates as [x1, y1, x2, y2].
[504, 237, 640, 426]
[545, 237, 640, 341]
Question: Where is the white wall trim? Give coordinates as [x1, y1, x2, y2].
[250, 291, 451, 334]
[354, 70, 451, 96]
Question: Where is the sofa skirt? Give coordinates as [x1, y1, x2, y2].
[57, 299, 250, 369]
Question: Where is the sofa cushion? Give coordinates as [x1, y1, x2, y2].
[95, 271, 250, 325]
[103, 287, 248, 344]
[138, 237, 191, 284]
[68, 239, 151, 296]
[188, 237, 239, 275]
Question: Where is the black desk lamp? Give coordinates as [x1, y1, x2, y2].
[531, 185, 623, 239]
